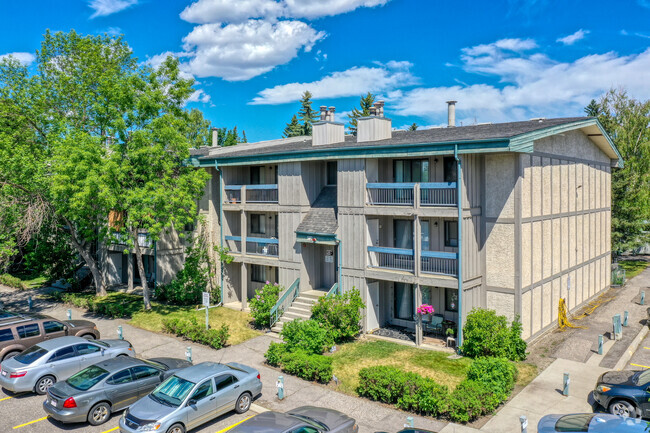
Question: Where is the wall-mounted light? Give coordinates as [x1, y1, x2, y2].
[434, 158, 439, 163]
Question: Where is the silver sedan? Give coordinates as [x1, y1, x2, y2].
[119, 361, 262, 433]
[0, 336, 135, 394]
[44, 356, 192, 426]
[229, 406, 359, 433]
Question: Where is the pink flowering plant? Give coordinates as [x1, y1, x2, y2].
[416, 304, 434, 316]
[249, 281, 282, 328]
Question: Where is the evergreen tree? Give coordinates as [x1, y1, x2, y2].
[283, 114, 303, 138]
[298, 91, 317, 135]
[348, 92, 375, 135]
[409, 123, 418, 131]
[585, 99, 601, 117]
[216, 126, 246, 147]
[242, 130, 248, 143]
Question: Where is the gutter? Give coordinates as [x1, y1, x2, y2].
[216, 162, 225, 304]
[455, 145, 463, 349]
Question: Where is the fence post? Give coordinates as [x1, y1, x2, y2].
[67, 309, 72, 320]
[276, 376, 285, 400]
[623, 311, 629, 327]
[117, 325, 123, 340]
[613, 314, 622, 340]
[185, 347, 192, 363]
[520, 415, 528, 433]
[563, 373, 570, 396]
[641, 291, 645, 306]
[27, 296, 33, 311]
[598, 335, 603, 355]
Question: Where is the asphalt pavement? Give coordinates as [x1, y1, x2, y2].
[628, 331, 650, 371]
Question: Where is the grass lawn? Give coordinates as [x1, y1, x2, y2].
[618, 259, 649, 281]
[329, 340, 472, 395]
[51, 291, 261, 346]
[514, 362, 538, 387]
[1, 272, 48, 290]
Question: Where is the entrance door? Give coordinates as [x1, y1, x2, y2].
[367, 282, 380, 331]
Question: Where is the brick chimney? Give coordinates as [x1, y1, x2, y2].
[357, 100, 391, 142]
[313, 106, 344, 146]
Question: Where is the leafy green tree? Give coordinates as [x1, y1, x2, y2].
[348, 92, 375, 135]
[586, 90, 650, 255]
[298, 91, 317, 136]
[216, 126, 246, 147]
[283, 114, 303, 137]
[409, 123, 418, 131]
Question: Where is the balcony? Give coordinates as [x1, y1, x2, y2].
[112, 232, 153, 249]
[224, 185, 278, 204]
[224, 236, 278, 257]
[367, 246, 414, 272]
[366, 182, 457, 207]
[225, 235, 242, 253]
[420, 251, 457, 276]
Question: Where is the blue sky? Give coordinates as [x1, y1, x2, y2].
[1, 0, 650, 142]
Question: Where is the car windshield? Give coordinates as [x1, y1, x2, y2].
[93, 340, 109, 348]
[151, 375, 195, 407]
[142, 359, 166, 371]
[554, 414, 594, 432]
[636, 370, 650, 386]
[67, 365, 110, 391]
[14, 345, 48, 365]
[289, 414, 328, 431]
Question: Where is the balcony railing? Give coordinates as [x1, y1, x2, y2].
[421, 251, 458, 276]
[224, 235, 242, 253]
[366, 182, 457, 207]
[112, 232, 153, 249]
[246, 237, 279, 257]
[420, 182, 457, 206]
[367, 246, 414, 272]
[224, 184, 278, 204]
[367, 183, 415, 206]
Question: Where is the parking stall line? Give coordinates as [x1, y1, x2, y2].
[630, 363, 650, 369]
[643, 347, 650, 350]
[101, 427, 119, 433]
[215, 416, 254, 433]
[0, 392, 26, 402]
[12, 416, 48, 429]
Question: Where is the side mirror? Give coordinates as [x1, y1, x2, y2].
[62, 325, 68, 332]
[187, 399, 197, 407]
[101, 349, 106, 356]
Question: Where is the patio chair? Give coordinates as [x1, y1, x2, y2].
[425, 314, 444, 336]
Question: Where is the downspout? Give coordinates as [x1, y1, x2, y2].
[336, 236, 343, 294]
[216, 162, 225, 304]
[455, 145, 463, 349]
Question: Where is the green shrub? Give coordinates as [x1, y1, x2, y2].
[265, 342, 288, 367]
[466, 357, 517, 399]
[357, 366, 410, 403]
[311, 288, 365, 342]
[460, 308, 527, 361]
[281, 319, 331, 355]
[397, 376, 449, 416]
[0, 274, 28, 290]
[249, 282, 281, 328]
[162, 316, 229, 349]
[280, 350, 333, 383]
[448, 380, 493, 423]
[58, 292, 142, 318]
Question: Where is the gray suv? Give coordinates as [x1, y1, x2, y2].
[0, 312, 100, 360]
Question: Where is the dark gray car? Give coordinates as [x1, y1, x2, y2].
[229, 406, 358, 433]
[43, 356, 192, 426]
[538, 413, 649, 432]
[119, 361, 262, 433]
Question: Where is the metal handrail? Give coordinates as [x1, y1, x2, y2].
[326, 282, 339, 298]
[270, 278, 300, 328]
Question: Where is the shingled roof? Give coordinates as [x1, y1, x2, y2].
[296, 186, 338, 235]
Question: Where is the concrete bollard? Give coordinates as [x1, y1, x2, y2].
[613, 314, 622, 340]
[520, 415, 528, 433]
[276, 376, 285, 400]
[563, 373, 570, 396]
[28, 296, 33, 311]
[117, 325, 123, 340]
[405, 416, 414, 428]
[623, 311, 629, 327]
[641, 291, 645, 306]
[67, 309, 72, 320]
[185, 347, 192, 363]
[598, 335, 603, 355]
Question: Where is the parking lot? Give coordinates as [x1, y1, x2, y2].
[627, 330, 650, 371]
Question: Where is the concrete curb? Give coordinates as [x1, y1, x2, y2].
[613, 323, 649, 371]
[251, 403, 269, 413]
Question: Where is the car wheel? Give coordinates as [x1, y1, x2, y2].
[34, 376, 56, 395]
[167, 423, 185, 433]
[81, 334, 96, 340]
[609, 399, 637, 418]
[235, 392, 252, 414]
[2, 351, 20, 361]
[87, 402, 111, 426]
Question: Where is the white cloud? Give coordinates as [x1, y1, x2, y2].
[394, 39, 650, 123]
[187, 89, 211, 104]
[88, 0, 137, 18]
[0, 52, 36, 65]
[282, 0, 389, 19]
[182, 20, 325, 81]
[250, 61, 417, 104]
[557, 29, 589, 45]
[104, 27, 123, 36]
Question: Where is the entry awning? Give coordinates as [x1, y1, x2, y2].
[296, 231, 338, 245]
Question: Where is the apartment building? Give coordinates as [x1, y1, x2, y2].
[182, 102, 622, 344]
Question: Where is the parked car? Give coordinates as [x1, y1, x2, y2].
[0, 312, 100, 361]
[538, 413, 649, 432]
[43, 356, 192, 426]
[119, 361, 262, 433]
[228, 406, 359, 433]
[593, 369, 650, 418]
[0, 336, 134, 394]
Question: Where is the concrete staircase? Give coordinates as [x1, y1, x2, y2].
[271, 289, 327, 333]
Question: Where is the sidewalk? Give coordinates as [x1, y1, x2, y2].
[0, 286, 446, 433]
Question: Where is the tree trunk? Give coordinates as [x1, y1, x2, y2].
[127, 254, 134, 291]
[132, 231, 151, 310]
[65, 223, 106, 296]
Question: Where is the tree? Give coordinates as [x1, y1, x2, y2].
[106, 56, 210, 310]
[584, 99, 601, 117]
[283, 114, 303, 138]
[348, 92, 375, 135]
[298, 91, 317, 136]
[587, 90, 650, 255]
[217, 126, 246, 147]
[409, 123, 418, 131]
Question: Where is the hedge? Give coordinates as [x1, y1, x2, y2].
[264, 342, 333, 384]
[162, 316, 229, 350]
[0, 274, 28, 290]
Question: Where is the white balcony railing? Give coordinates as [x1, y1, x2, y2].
[367, 182, 457, 207]
[224, 185, 278, 204]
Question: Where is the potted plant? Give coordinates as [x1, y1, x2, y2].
[416, 304, 434, 323]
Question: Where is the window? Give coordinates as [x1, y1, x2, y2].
[327, 161, 337, 185]
[48, 346, 76, 362]
[445, 288, 458, 312]
[17, 324, 40, 339]
[444, 220, 458, 247]
[250, 166, 261, 185]
[554, 414, 594, 432]
[74, 343, 101, 355]
[251, 265, 266, 283]
[0, 329, 14, 342]
[191, 380, 214, 401]
[394, 159, 429, 182]
[68, 366, 110, 390]
[131, 366, 160, 380]
[394, 219, 413, 250]
[43, 321, 65, 334]
[215, 374, 238, 391]
[292, 428, 319, 433]
[443, 157, 457, 183]
[184, 222, 195, 232]
[107, 369, 133, 385]
[394, 283, 414, 321]
[250, 214, 266, 234]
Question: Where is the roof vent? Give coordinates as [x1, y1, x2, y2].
[446, 100, 457, 127]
